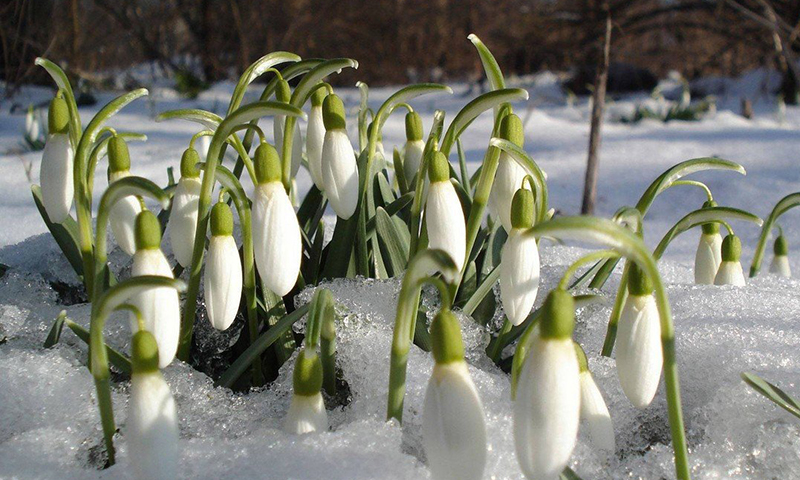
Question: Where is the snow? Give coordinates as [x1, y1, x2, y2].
[2, 71, 800, 479]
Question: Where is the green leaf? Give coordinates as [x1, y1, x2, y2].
[393, 147, 409, 194]
[374, 84, 452, 132]
[227, 52, 301, 115]
[654, 206, 762, 259]
[35, 57, 81, 146]
[375, 207, 410, 277]
[742, 372, 800, 419]
[31, 185, 84, 278]
[155, 108, 223, 130]
[468, 34, 505, 91]
[366, 192, 413, 239]
[291, 58, 359, 108]
[463, 265, 500, 316]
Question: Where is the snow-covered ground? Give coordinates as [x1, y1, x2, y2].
[1, 68, 800, 479]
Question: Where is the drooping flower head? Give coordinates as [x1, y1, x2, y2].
[402, 111, 425, 185]
[499, 188, 540, 326]
[714, 233, 746, 286]
[426, 150, 466, 278]
[306, 87, 328, 190]
[40, 93, 74, 223]
[489, 113, 528, 233]
[769, 234, 791, 278]
[168, 147, 202, 267]
[107, 135, 142, 256]
[204, 202, 242, 330]
[694, 200, 722, 285]
[321, 93, 359, 219]
[575, 343, 615, 454]
[283, 348, 328, 434]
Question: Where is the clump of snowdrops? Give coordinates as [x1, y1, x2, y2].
[32, 36, 797, 480]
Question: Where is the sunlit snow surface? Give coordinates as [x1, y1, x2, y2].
[2, 74, 800, 479]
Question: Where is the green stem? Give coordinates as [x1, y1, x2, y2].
[750, 192, 800, 277]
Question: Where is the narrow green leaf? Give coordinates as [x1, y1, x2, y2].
[375, 207, 410, 277]
[291, 59, 359, 108]
[35, 57, 81, 146]
[31, 185, 84, 277]
[742, 372, 800, 419]
[227, 52, 301, 115]
[155, 109, 223, 130]
[467, 34, 506, 91]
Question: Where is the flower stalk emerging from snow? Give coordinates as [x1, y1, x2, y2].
[40, 93, 74, 223]
[402, 111, 425, 185]
[127, 330, 179, 480]
[422, 309, 487, 480]
[321, 93, 359, 219]
[769, 234, 790, 277]
[714, 234, 746, 286]
[169, 148, 202, 267]
[488, 113, 528, 233]
[284, 348, 328, 434]
[500, 188, 540, 326]
[575, 343, 615, 454]
[204, 202, 242, 330]
[425, 151, 466, 278]
[252, 142, 302, 296]
[514, 288, 580, 480]
[107, 135, 143, 256]
[694, 201, 723, 285]
[306, 88, 327, 190]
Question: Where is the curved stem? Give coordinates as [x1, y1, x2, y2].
[750, 193, 800, 277]
[558, 250, 619, 290]
[670, 180, 713, 202]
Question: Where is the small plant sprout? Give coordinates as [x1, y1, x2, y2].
[694, 200, 723, 285]
[616, 263, 662, 409]
[131, 210, 181, 368]
[283, 348, 328, 434]
[499, 188, 540, 326]
[204, 202, 242, 330]
[321, 93, 359, 219]
[252, 142, 302, 296]
[425, 151, 467, 277]
[274, 78, 303, 178]
[422, 309, 487, 480]
[107, 135, 143, 256]
[40, 92, 74, 223]
[402, 110, 425, 185]
[575, 343, 615, 454]
[127, 329, 179, 480]
[514, 288, 580, 480]
[169, 147, 202, 267]
[306, 87, 328, 190]
[770, 232, 791, 277]
[488, 113, 528, 233]
[714, 233, 746, 286]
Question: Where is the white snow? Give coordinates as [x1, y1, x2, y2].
[2, 72, 800, 479]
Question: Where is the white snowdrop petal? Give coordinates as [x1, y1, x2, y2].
[770, 255, 791, 277]
[402, 140, 425, 184]
[321, 129, 359, 219]
[714, 261, 746, 286]
[253, 183, 302, 296]
[579, 371, 615, 454]
[40, 133, 74, 223]
[108, 175, 142, 256]
[127, 372, 179, 480]
[204, 235, 242, 330]
[499, 229, 540, 326]
[616, 294, 662, 409]
[488, 152, 528, 232]
[422, 362, 487, 480]
[306, 106, 326, 190]
[283, 393, 328, 434]
[694, 233, 722, 285]
[168, 177, 202, 267]
[131, 250, 180, 368]
[514, 336, 580, 480]
[425, 181, 466, 276]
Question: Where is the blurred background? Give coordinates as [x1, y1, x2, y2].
[2, 0, 799, 101]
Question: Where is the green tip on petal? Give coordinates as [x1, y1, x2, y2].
[210, 202, 234, 237]
[108, 135, 131, 173]
[311, 87, 327, 107]
[254, 142, 282, 184]
[48, 94, 70, 135]
[131, 330, 160, 374]
[293, 349, 323, 396]
[427, 151, 450, 183]
[180, 147, 201, 178]
[430, 309, 465, 364]
[322, 94, 346, 131]
[276, 78, 291, 103]
[574, 341, 589, 373]
[539, 288, 575, 340]
[774, 235, 788, 256]
[498, 113, 524, 147]
[722, 234, 741, 262]
[405, 111, 423, 141]
[510, 188, 535, 229]
[134, 210, 162, 251]
[627, 262, 654, 296]
[701, 200, 719, 234]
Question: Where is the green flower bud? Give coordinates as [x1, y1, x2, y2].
[48, 94, 70, 135]
[498, 113, 524, 147]
[180, 147, 201, 179]
[131, 330, 160, 374]
[774, 235, 789, 256]
[427, 151, 450, 183]
[721, 234, 741, 262]
[701, 200, 719, 235]
[627, 262, 654, 296]
[322, 94, 346, 131]
[108, 135, 131, 173]
[430, 309, 465, 364]
[510, 188, 535, 229]
[405, 111, 423, 141]
[276, 78, 292, 103]
[293, 349, 323, 396]
[539, 288, 575, 340]
[311, 87, 327, 107]
[254, 142, 282, 184]
[210, 202, 234, 237]
[134, 210, 162, 251]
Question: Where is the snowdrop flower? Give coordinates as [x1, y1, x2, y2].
[107, 135, 142, 256]
[422, 309, 486, 480]
[714, 234, 746, 286]
[204, 202, 242, 330]
[488, 113, 528, 232]
[616, 263, 662, 409]
[127, 329, 179, 480]
[499, 188, 539, 326]
[131, 211, 181, 368]
[514, 288, 580, 480]
[252, 142, 302, 296]
[402, 111, 425, 184]
[426, 151, 466, 278]
[306, 88, 327, 190]
[321, 94, 359, 219]
[283, 348, 328, 434]
[25, 105, 40, 142]
[274, 78, 302, 178]
[575, 343, 615, 454]
[694, 201, 722, 285]
[168, 148, 202, 267]
[40, 94, 74, 223]
[770, 234, 791, 277]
